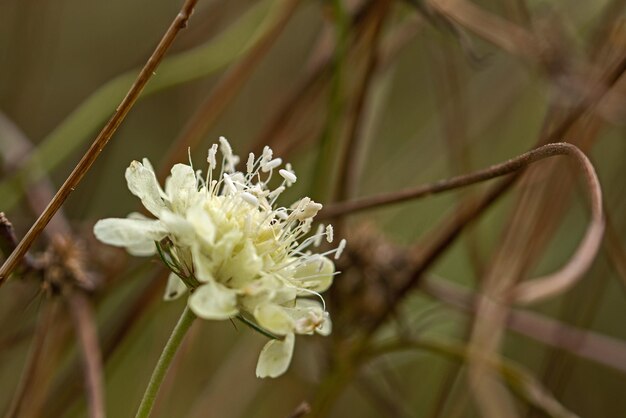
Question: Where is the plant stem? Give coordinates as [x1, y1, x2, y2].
[135, 306, 196, 418]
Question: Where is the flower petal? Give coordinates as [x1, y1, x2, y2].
[163, 272, 187, 301]
[284, 299, 328, 335]
[160, 211, 195, 246]
[220, 240, 263, 287]
[254, 304, 295, 335]
[294, 256, 335, 292]
[316, 314, 332, 336]
[255, 333, 295, 378]
[125, 160, 167, 217]
[191, 245, 216, 283]
[187, 204, 216, 246]
[165, 164, 197, 212]
[93, 217, 166, 255]
[188, 281, 238, 320]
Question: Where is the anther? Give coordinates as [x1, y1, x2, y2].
[279, 169, 297, 184]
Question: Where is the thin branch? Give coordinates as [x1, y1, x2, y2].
[321, 142, 599, 221]
[427, 0, 541, 61]
[66, 292, 106, 418]
[422, 277, 626, 374]
[334, 2, 390, 203]
[1, 111, 107, 418]
[0, 0, 199, 283]
[347, 143, 603, 331]
[4, 302, 57, 418]
[159, 0, 301, 176]
[366, 338, 580, 418]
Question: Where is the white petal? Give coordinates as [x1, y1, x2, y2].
[93, 217, 166, 255]
[187, 204, 216, 246]
[163, 272, 187, 301]
[256, 333, 295, 378]
[160, 211, 195, 245]
[125, 160, 167, 217]
[284, 299, 328, 335]
[188, 281, 238, 320]
[220, 240, 263, 287]
[294, 256, 335, 292]
[165, 164, 197, 211]
[126, 241, 159, 256]
[316, 314, 332, 336]
[191, 245, 216, 283]
[254, 304, 295, 335]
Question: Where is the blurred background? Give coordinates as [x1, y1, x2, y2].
[1, 0, 626, 417]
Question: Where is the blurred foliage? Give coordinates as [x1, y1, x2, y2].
[1, 0, 626, 417]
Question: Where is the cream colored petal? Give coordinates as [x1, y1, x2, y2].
[163, 272, 187, 301]
[160, 211, 195, 246]
[126, 241, 159, 256]
[255, 333, 295, 378]
[220, 240, 263, 287]
[316, 314, 332, 336]
[254, 304, 295, 335]
[293, 256, 335, 293]
[165, 164, 197, 211]
[188, 281, 238, 320]
[284, 299, 327, 335]
[187, 204, 216, 246]
[191, 245, 216, 283]
[125, 160, 167, 217]
[93, 217, 166, 255]
[292, 300, 331, 335]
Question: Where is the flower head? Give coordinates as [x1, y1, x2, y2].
[94, 137, 344, 378]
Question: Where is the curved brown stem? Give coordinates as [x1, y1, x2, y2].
[0, 0, 199, 283]
[329, 143, 603, 331]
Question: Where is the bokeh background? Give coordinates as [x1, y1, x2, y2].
[1, 0, 626, 417]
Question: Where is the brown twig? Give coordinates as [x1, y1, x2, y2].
[1, 111, 107, 418]
[4, 301, 58, 418]
[0, 213, 19, 259]
[66, 291, 106, 418]
[0, 0, 199, 283]
[334, 1, 390, 204]
[159, 0, 301, 176]
[422, 277, 626, 374]
[341, 143, 603, 331]
[286, 401, 312, 418]
[321, 143, 599, 222]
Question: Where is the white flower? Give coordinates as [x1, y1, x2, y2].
[93, 137, 345, 378]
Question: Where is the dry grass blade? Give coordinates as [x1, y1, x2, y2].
[0, 0, 199, 283]
[159, 0, 301, 176]
[66, 292, 105, 418]
[367, 338, 580, 418]
[4, 302, 57, 418]
[428, 0, 540, 60]
[423, 277, 626, 374]
[509, 145, 604, 304]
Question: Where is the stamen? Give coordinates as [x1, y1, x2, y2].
[262, 145, 273, 162]
[335, 238, 347, 259]
[268, 186, 285, 200]
[262, 158, 282, 173]
[247, 153, 255, 174]
[207, 144, 218, 169]
[223, 173, 236, 194]
[219, 136, 232, 158]
[241, 192, 259, 207]
[279, 169, 297, 184]
[325, 225, 334, 243]
[313, 224, 324, 247]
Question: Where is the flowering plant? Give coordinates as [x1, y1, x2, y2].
[94, 137, 345, 378]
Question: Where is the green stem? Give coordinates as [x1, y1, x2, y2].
[134, 306, 196, 418]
